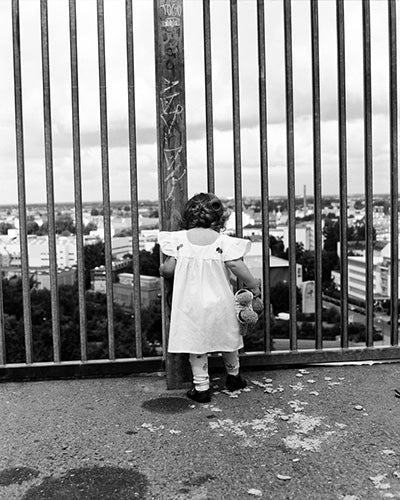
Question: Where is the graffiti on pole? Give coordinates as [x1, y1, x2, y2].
[156, 0, 187, 227]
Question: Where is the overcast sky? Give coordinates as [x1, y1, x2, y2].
[0, 0, 395, 205]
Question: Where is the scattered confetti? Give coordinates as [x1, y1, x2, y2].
[290, 383, 304, 392]
[252, 380, 267, 388]
[369, 474, 391, 490]
[141, 423, 165, 432]
[288, 400, 308, 412]
[247, 489, 263, 497]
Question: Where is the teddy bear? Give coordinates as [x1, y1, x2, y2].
[234, 288, 264, 334]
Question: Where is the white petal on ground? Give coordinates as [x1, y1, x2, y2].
[247, 489, 263, 496]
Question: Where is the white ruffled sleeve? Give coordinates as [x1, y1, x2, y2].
[221, 235, 251, 261]
[158, 231, 178, 258]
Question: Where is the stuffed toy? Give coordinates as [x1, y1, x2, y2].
[234, 289, 263, 328]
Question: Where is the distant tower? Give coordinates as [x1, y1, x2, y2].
[303, 184, 307, 216]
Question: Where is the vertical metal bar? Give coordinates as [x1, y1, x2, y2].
[12, 0, 33, 364]
[125, 0, 143, 358]
[203, 0, 215, 193]
[96, 0, 115, 360]
[230, 0, 243, 237]
[257, 0, 271, 352]
[0, 261, 5, 365]
[362, 0, 374, 347]
[40, 0, 61, 363]
[69, 0, 87, 362]
[283, 0, 297, 349]
[310, 0, 323, 349]
[336, 0, 349, 347]
[389, 0, 399, 345]
[154, 0, 189, 388]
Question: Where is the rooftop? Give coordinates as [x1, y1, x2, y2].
[2, 362, 400, 499]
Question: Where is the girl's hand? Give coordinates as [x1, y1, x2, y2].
[159, 256, 176, 278]
[249, 286, 261, 298]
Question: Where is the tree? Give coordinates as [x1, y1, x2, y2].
[26, 221, 41, 235]
[83, 222, 98, 235]
[269, 281, 301, 315]
[84, 241, 105, 289]
[298, 250, 315, 281]
[55, 214, 76, 234]
[284, 242, 304, 262]
[323, 219, 339, 252]
[269, 235, 285, 258]
[139, 244, 160, 276]
[322, 250, 339, 285]
[0, 222, 15, 234]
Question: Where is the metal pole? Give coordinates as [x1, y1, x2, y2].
[12, 0, 33, 364]
[154, 0, 189, 389]
[125, 0, 143, 358]
[69, 0, 88, 362]
[283, 0, 297, 349]
[40, 0, 61, 363]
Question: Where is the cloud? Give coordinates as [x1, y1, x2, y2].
[0, 0, 394, 205]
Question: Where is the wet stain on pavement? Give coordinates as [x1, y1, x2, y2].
[21, 466, 148, 500]
[141, 396, 191, 414]
[0, 467, 39, 486]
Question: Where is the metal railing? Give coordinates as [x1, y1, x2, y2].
[1, 0, 400, 383]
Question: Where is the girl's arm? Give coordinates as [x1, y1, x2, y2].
[159, 256, 176, 278]
[225, 258, 261, 296]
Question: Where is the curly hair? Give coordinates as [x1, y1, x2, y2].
[179, 193, 229, 232]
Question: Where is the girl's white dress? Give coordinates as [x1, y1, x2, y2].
[158, 230, 251, 354]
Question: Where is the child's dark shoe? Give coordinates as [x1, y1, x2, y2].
[187, 388, 211, 403]
[226, 374, 247, 392]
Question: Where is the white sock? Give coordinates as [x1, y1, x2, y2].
[222, 350, 240, 376]
[189, 353, 210, 391]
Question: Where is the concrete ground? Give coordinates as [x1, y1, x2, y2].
[1, 362, 400, 499]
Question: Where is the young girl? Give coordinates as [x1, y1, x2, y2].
[158, 193, 261, 403]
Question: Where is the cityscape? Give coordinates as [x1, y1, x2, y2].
[0, 191, 396, 360]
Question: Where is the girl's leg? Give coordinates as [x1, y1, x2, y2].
[221, 350, 247, 391]
[221, 350, 240, 376]
[189, 353, 209, 392]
